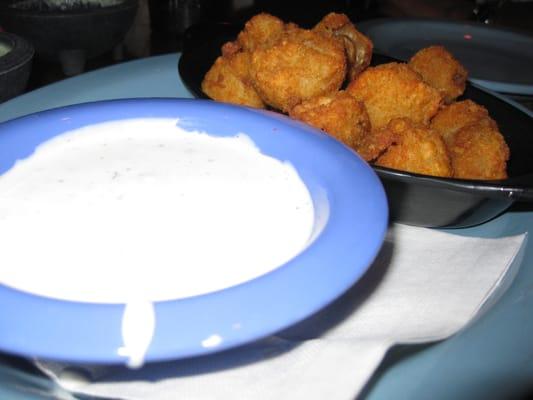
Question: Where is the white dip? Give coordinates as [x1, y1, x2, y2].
[0, 118, 315, 367]
[0, 118, 314, 303]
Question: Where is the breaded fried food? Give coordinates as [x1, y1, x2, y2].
[314, 12, 373, 81]
[408, 45, 468, 104]
[448, 119, 509, 180]
[431, 99, 495, 145]
[250, 27, 346, 112]
[202, 52, 265, 109]
[236, 13, 286, 52]
[355, 124, 396, 162]
[289, 90, 370, 149]
[347, 62, 443, 130]
[375, 118, 453, 177]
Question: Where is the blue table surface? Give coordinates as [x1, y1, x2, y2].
[0, 54, 532, 400]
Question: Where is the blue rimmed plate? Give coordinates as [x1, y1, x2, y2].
[0, 98, 387, 364]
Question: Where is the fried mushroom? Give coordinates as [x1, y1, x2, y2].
[409, 45, 468, 104]
[375, 118, 453, 178]
[236, 13, 286, 52]
[430, 99, 495, 145]
[347, 62, 443, 130]
[201, 52, 265, 109]
[249, 27, 346, 112]
[448, 119, 509, 180]
[289, 90, 370, 149]
[314, 12, 373, 81]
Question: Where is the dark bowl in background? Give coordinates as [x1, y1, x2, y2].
[0, 32, 34, 103]
[0, 0, 137, 74]
[178, 22, 533, 229]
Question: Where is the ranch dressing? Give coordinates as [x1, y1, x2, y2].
[0, 118, 315, 366]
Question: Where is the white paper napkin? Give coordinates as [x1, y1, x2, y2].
[36, 224, 526, 400]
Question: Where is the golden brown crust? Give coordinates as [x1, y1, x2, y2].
[249, 28, 346, 112]
[201, 53, 265, 109]
[347, 62, 443, 130]
[237, 13, 286, 52]
[409, 45, 468, 104]
[289, 90, 370, 149]
[430, 99, 495, 145]
[200, 12, 510, 181]
[448, 119, 509, 180]
[375, 118, 453, 178]
[354, 124, 396, 162]
[221, 40, 242, 57]
[314, 12, 373, 81]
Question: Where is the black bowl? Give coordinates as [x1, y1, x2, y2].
[178, 22, 533, 228]
[0, 32, 34, 103]
[0, 0, 137, 74]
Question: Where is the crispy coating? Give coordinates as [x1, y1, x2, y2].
[201, 52, 265, 109]
[375, 118, 453, 177]
[237, 13, 286, 52]
[200, 13, 510, 182]
[430, 99, 496, 145]
[448, 119, 509, 180]
[314, 12, 373, 81]
[220, 40, 241, 57]
[250, 27, 346, 112]
[347, 62, 443, 130]
[409, 45, 468, 104]
[289, 90, 370, 149]
[355, 124, 396, 162]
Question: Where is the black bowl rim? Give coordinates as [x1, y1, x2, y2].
[0, 0, 138, 16]
[373, 165, 533, 201]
